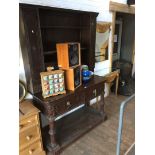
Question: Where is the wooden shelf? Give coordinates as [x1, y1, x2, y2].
[95, 54, 105, 57]
[43, 51, 56, 55]
[43, 106, 105, 152]
[41, 26, 89, 29]
[81, 47, 88, 50]
[43, 48, 87, 56]
[44, 62, 57, 67]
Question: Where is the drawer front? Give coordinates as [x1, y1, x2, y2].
[20, 115, 38, 131]
[20, 140, 42, 155]
[54, 92, 85, 116]
[20, 125, 40, 149]
[85, 83, 104, 102]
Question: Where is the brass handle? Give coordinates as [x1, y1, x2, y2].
[27, 120, 31, 123]
[93, 89, 97, 96]
[26, 135, 32, 140]
[29, 149, 34, 154]
[66, 101, 71, 106]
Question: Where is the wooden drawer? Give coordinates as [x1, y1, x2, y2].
[85, 83, 104, 102]
[20, 125, 40, 150]
[20, 114, 38, 131]
[20, 140, 43, 155]
[54, 92, 85, 116]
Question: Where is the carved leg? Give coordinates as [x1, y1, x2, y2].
[99, 91, 107, 121]
[96, 96, 100, 110]
[99, 92, 104, 115]
[47, 116, 60, 155]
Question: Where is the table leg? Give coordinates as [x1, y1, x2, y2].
[96, 96, 100, 110]
[47, 116, 60, 155]
[45, 105, 60, 154]
[99, 91, 107, 120]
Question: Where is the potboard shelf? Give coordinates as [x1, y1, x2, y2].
[43, 106, 105, 153]
[43, 48, 87, 56]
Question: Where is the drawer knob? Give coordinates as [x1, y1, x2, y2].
[29, 149, 34, 154]
[67, 101, 71, 106]
[31, 30, 35, 34]
[26, 135, 32, 140]
[27, 120, 32, 123]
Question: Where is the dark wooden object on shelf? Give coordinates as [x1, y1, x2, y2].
[19, 3, 107, 155]
[19, 3, 98, 94]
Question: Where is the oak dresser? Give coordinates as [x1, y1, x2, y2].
[19, 4, 107, 155]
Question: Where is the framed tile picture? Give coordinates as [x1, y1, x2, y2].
[40, 69, 66, 98]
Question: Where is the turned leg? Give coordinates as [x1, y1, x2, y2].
[99, 91, 105, 115]
[96, 96, 100, 110]
[99, 91, 107, 120]
[47, 116, 60, 155]
[45, 105, 60, 155]
[48, 117, 57, 148]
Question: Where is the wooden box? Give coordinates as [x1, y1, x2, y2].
[40, 70, 66, 98]
[56, 42, 81, 69]
[63, 65, 81, 91]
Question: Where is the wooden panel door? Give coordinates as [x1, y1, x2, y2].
[20, 5, 45, 94]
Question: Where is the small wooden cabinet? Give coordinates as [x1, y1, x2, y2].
[19, 100, 45, 155]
